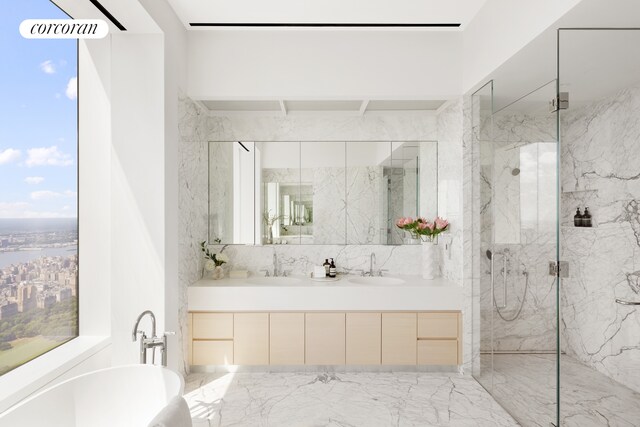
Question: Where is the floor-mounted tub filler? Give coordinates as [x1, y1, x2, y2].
[0, 365, 188, 427]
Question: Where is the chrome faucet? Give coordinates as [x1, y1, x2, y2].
[273, 252, 279, 277]
[369, 252, 376, 276]
[132, 310, 173, 366]
[132, 310, 156, 341]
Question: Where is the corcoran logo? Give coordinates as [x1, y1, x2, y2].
[20, 19, 108, 39]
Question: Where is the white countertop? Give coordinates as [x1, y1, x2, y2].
[188, 275, 463, 311]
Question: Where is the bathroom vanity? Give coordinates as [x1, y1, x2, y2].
[187, 276, 463, 367]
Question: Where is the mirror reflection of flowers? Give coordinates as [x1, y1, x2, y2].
[395, 216, 450, 242]
[200, 241, 229, 271]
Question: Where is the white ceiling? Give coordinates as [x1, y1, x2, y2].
[484, 0, 640, 113]
[201, 99, 446, 114]
[166, 0, 487, 29]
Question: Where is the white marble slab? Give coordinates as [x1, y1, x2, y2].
[189, 275, 462, 311]
[484, 353, 640, 427]
[185, 371, 519, 427]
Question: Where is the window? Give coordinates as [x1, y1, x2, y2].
[0, 0, 78, 376]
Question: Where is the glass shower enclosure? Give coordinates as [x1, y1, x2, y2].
[473, 28, 640, 427]
[473, 80, 560, 426]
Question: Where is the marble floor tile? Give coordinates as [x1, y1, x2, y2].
[480, 354, 640, 427]
[184, 371, 519, 427]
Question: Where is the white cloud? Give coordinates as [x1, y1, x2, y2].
[0, 202, 30, 218]
[0, 202, 75, 219]
[65, 77, 77, 100]
[0, 148, 21, 165]
[40, 60, 56, 74]
[30, 190, 76, 200]
[25, 176, 45, 185]
[26, 146, 73, 167]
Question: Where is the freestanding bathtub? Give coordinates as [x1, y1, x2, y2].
[0, 364, 184, 427]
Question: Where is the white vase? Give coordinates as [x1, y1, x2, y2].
[422, 241, 440, 279]
[204, 265, 225, 280]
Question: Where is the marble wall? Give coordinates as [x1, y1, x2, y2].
[476, 111, 558, 353]
[560, 83, 640, 393]
[178, 94, 210, 374]
[208, 244, 422, 277]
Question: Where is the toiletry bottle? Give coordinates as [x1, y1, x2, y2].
[583, 207, 592, 227]
[323, 259, 330, 275]
[329, 258, 337, 278]
[574, 207, 583, 227]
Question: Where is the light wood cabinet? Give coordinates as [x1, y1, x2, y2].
[417, 340, 459, 365]
[188, 310, 462, 367]
[234, 313, 269, 365]
[346, 313, 381, 365]
[270, 313, 305, 365]
[418, 312, 459, 339]
[193, 340, 233, 365]
[305, 313, 345, 365]
[187, 313, 193, 365]
[382, 313, 417, 365]
[192, 313, 233, 339]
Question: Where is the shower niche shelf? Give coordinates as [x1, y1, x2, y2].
[561, 188, 598, 194]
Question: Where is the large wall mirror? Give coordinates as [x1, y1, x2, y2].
[208, 141, 437, 245]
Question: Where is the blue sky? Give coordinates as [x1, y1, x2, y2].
[0, 0, 77, 218]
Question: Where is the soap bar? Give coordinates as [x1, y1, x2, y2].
[313, 266, 326, 278]
[229, 270, 249, 279]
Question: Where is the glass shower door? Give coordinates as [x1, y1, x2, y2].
[473, 80, 560, 427]
[558, 28, 640, 427]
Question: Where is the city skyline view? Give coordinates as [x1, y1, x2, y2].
[0, 0, 78, 376]
[1, 0, 77, 219]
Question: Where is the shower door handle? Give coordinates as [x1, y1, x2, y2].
[615, 298, 640, 306]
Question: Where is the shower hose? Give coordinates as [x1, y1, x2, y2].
[493, 270, 529, 322]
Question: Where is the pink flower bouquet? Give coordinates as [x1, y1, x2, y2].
[396, 216, 449, 242]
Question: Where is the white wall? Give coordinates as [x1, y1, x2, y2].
[110, 33, 166, 365]
[461, 0, 582, 93]
[139, 0, 189, 375]
[188, 30, 462, 100]
[79, 38, 112, 338]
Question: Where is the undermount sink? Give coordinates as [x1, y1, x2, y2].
[245, 276, 303, 286]
[348, 276, 406, 286]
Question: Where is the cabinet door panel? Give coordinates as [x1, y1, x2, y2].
[234, 313, 269, 365]
[382, 313, 416, 365]
[346, 313, 381, 365]
[305, 313, 345, 365]
[192, 313, 233, 339]
[417, 340, 458, 365]
[270, 313, 305, 365]
[193, 341, 233, 365]
[417, 312, 459, 339]
[187, 313, 193, 365]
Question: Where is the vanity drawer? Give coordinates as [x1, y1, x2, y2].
[192, 313, 233, 339]
[417, 312, 459, 339]
[192, 340, 233, 365]
[417, 339, 459, 365]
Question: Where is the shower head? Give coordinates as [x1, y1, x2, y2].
[511, 167, 521, 176]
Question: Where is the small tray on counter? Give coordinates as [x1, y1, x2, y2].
[310, 275, 340, 282]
